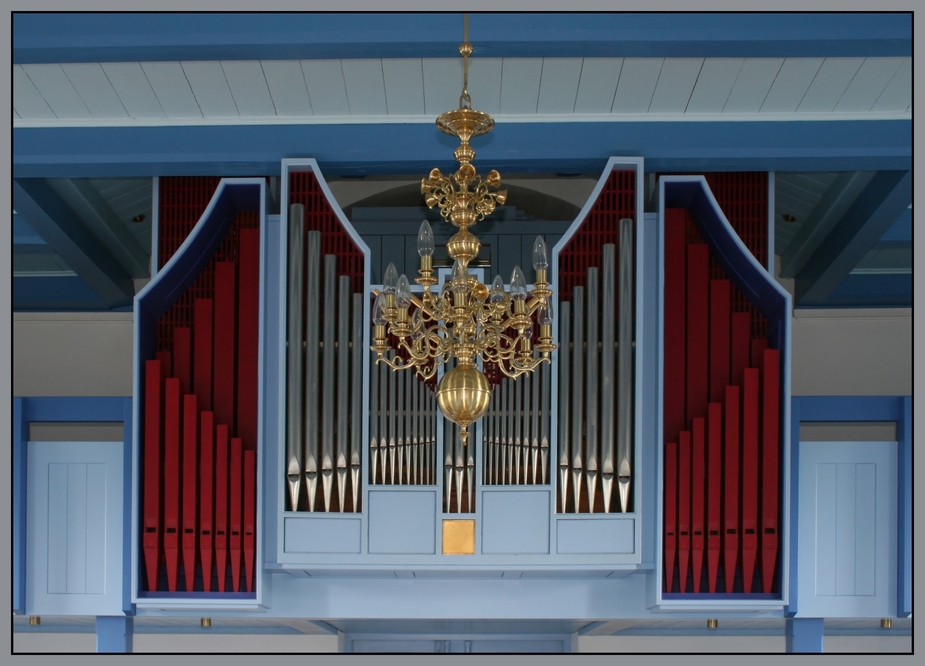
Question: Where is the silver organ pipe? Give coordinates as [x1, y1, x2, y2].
[321, 255, 337, 512]
[351, 293, 363, 511]
[570, 286, 584, 512]
[617, 218, 635, 513]
[303, 231, 321, 512]
[369, 347, 379, 485]
[585, 267, 599, 513]
[337, 275, 350, 512]
[600, 244, 616, 513]
[285, 204, 305, 511]
[557, 302, 570, 512]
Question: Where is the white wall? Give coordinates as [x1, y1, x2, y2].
[790, 308, 911, 396]
[13, 308, 911, 399]
[14, 313, 134, 397]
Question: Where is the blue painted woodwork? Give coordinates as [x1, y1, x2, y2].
[12, 119, 912, 179]
[13, 214, 51, 253]
[347, 634, 572, 653]
[790, 395, 911, 618]
[797, 441, 897, 617]
[13, 179, 135, 308]
[130, 179, 268, 610]
[556, 518, 635, 555]
[795, 170, 912, 306]
[13, 384, 136, 628]
[880, 207, 911, 242]
[896, 397, 911, 617]
[96, 616, 134, 653]
[481, 491, 550, 555]
[12, 13, 910, 64]
[821, 273, 911, 308]
[27, 441, 125, 616]
[284, 517, 362, 555]
[367, 491, 437, 555]
[13, 399, 27, 615]
[786, 617, 824, 653]
[14, 275, 112, 311]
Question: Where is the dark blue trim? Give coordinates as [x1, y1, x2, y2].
[794, 395, 905, 423]
[795, 170, 912, 306]
[13, 399, 27, 615]
[13, 179, 135, 308]
[786, 618, 824, 653]
[13, 119, 912, 179]
[896, 396, 911, 617]
[12, 13, 911, 64]
[22, 396, 131, 422]
[790, 395, 911, 618]
[14, 275, 111, 311]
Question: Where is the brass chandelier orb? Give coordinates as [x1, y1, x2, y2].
[371, 15, 555, 446]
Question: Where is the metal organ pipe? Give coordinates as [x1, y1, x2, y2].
[337, 276, 350, 511]
[617, 219, 635, 513]
[285, 204, 305, 511]
[558, 301, 570, 512]
[351, 293, 363, 511]
[321, 255, 337, 512]
[369, 348, 379, 485]
[303, 230, 321, 512]
[600, 244, 616, 513]
[570, 287, 584, 513]
[585, 267, 599, 513]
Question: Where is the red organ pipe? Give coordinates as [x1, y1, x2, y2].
[237, 228, 260, 451]
[677, 430, 691, 593]
[691, 417, 705, 593]
[214, 424, 229, 592]
[741, 368, 760, 594]
[182, 394, 199, 592]
[199, 411, 215, 592]
[142, 360, 162, 592]
[230, 436, 243, 592]
[664, 441, 678, 592]
[706, 402, 723, 594]
[761, 348, 781, 593]
[163, 378, 181, 592]
[723, 385, 741, 593]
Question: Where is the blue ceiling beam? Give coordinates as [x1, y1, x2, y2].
[13, 275, 111, 311]
[811, 273, 911, 308]
[879, 207, 911, 242]
[794, 169, 912, 306]
[13, 214, 53, 254]
[12, 13, 911, 63]
[13, 179, 136, 309]
[12, 119, 911, 179]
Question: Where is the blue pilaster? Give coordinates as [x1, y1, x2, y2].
[96, 616, 134, 653]
[13, 398, 27, 615]
[786, 618, 824, 653]
[896, 396, 911, 617]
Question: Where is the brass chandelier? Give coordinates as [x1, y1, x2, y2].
[371, 14, 555, 446]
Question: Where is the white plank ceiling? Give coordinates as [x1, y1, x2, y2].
[13, 57, 911, 126]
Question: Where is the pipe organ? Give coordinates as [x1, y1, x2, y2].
[132, 160, 787, 613]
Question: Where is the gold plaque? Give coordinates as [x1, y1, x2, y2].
[442, 519, 476, 555]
